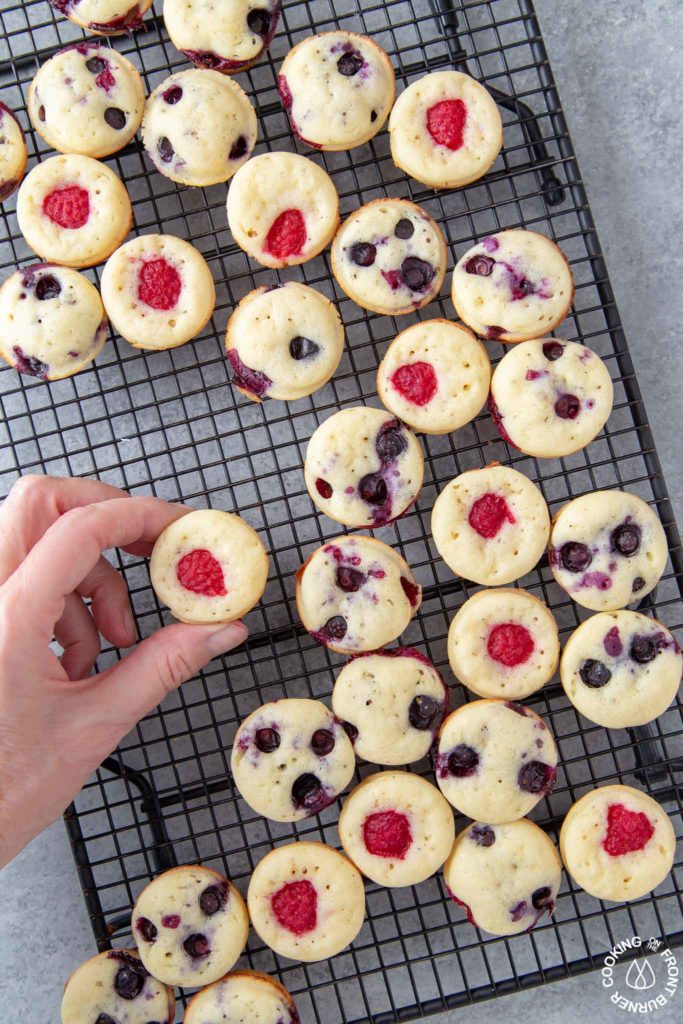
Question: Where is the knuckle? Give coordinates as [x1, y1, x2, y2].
[7, 473, 47, 507]
[160, 647, 196, 691]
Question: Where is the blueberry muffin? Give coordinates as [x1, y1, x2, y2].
[142, 69, 257, 187]
[548, 490, 668, 611]
[0, 263, 108, 381]
[28, 42, 144, 159]
[296, 535, 421, 654]
[431, 465, 550, 586]
[332, 647, 448, 765]
[560, 785, 675, 902]
[61, 949, 174, 1024]
[165, 0, 281, 74]
[331, 198, 447, 315]
[377, 319, 491, 434]
[435, 699, 557, 823]
[231, 698, 355, 822]
[226, 281, 344, 402]
[50, 0, 154, 35]
[560, 610, 681, 728]
[247, 841, 365, 962]
[185, 971, 299, 1024]
[133, 865, 249, 987]
[150, 508, 268, 624]
[17, 154, 132, 268]
[339, 771, 454, 888]
[226, 152, 339, 268]
[489, 339, 613, 457]
[279, 31, 395, 151]
[0, 102, 27, 203]
[451, 230, 574, 342]
[100, 234, 215, 349]
[448, 588, 559, 700]
[304, 408, 424, 528]
[444, 819, 561, 935]
[389, 70, 503, 190]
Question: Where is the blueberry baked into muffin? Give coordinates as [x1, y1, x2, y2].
[61, 948, 174, 1024]
[0, 102, 27, 203]
[185, 971, 300, 1024]
[50, 0, 154, 35]
[164, 0, 281, 74]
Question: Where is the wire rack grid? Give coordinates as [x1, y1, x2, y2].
[0, 0, 681, 1021]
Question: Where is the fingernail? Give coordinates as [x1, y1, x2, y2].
[206, 621, 249, 656]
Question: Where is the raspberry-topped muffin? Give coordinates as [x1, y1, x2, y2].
[17, 154, 132, 268]
[50, 0, 154, 35]
[0, 264, 108, 381]
[560, 610, 681, 728]
[28, 43, 144, 159]
[377, 319, 491, 434]
[231, 698, 355, 822]
[435, 699, 557, 823]
[304, 408, 424, 528]
[331, 198, 447, 315]
[247, 841, 365, 962]
[389, 70, 503, 190]
[296, 535, 421, 654]
[339, 771, 455, 887]
[0, 102, 27, 203]
[332, 647, 448, 765]
[226, 152, 339, 268]
[185, 971, 299, 1024]
[142, 69, 257, 187]
[165, 0, 281, 74]
[560, 785, 675, 901]
[448, 588, 559, 700]
[444, 819, 561, 935]
[61, 949, 174, 1024]
[451, 230, 574, 342]
[150, 508, 269, 623]
[101, 234, 216, 349]
[133, 865, 249, 987]
[279, 31, 395, 151]
[548, 490, 668, 611]
[489, 338, 613, 457]
[431, 465, 550, 586]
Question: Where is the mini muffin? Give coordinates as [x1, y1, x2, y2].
[560, 785, 675, 902]
[304, 408, 424, 528]
[226, 281, 344, 402]
[49, 0, 154, 35]
[431, 465, 550, 586]
[61, 949, 174, 1024]
[448, 588, 559, 700]
[150, 508, 269, 623]
[247, 841, 365, 962]
[0, 263, 107, 381]
[332, 647, 448, 765]
[100, 234, 216, 350]
[28, 42, 144, 159]
[444, 819, 561, 935]
[0, 102, 27, 202]
[435, 699, 557, 823]
[560, 610, 681, 728]
[184, 971, 298, 1024]
[295, 535, 421, 655]
[331, 198, 447, 315]
[231, 698, 355, 822]
[226, 152, 339, 268]
[389, 70, 503, 190]
[489, 338, 613, 457]
[377, 319, 491, 434]
[164, 0, 281, 74]
[132, 865, 249, 988]
[339, 771, 455, 887]
[451, 230, 574, 342]
[142, 69, 257, 187]
[17, 154, 132, 268]
[548, 490, 668, 611]
[279, 31, 395, 150]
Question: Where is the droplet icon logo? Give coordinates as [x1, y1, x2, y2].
[625, 958, 657, 991]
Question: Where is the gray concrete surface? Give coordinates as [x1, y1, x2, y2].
[1, 1, 681, 1021]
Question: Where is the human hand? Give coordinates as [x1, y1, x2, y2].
[0, 475, 248, 868]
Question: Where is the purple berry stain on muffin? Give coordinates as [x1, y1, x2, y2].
[517, 759, 556, 795]
[470, 823, 496, 847]
[439, 743, 479, 779]
[228, 348, 272, 399]
[603, 625, 623, 657]
[12, 346, 49, 380]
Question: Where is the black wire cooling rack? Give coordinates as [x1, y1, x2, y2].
[1, 0, 682, 1020]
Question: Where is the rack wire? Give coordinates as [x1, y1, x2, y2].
[1, 0, 682, 1020]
